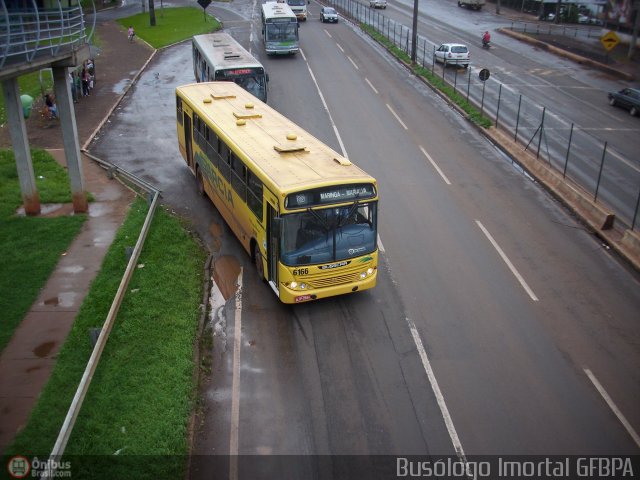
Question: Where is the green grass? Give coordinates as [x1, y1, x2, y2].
[4, 197, 207, 478]
[362, 25, 493, 129]
[116, 7, 221, 49]
[0, 149, 86, 353]
[0, 72, 54, 126]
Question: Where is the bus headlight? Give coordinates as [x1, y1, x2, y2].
[360, 272, 367, 279]
[367, 268, 374, 276]
[290, 281, 298, 289]
[300, 283, 307, 290]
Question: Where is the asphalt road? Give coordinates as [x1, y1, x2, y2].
[90, 0, 640, 475]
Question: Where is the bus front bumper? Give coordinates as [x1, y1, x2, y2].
[279, 271, 377, 304]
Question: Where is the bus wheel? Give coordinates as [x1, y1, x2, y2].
[254, 243, 265, 281]
[196, 168, 205, 196]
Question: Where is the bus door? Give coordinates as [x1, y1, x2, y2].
[267, 203, 279, 293]
[183, 113, 194, 170]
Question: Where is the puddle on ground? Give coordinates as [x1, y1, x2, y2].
[33, 341, 56, 358]
[209, 222, 223, 252]
[60, 265, 84, 274]
[212, 255, 241, 301]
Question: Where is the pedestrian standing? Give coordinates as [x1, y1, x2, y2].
[74, 72, 82, 100]
[70, 71, 78, 103]
[81, 67, 90, 97]
[87, 59, 95, 91]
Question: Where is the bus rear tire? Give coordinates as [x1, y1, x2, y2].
[254, 242, 265, 281]
[196, 168, 205, 196]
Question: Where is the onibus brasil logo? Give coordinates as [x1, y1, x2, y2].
[7, 456, 71, 478]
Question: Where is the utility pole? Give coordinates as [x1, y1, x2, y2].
[411, 0, 419, 63]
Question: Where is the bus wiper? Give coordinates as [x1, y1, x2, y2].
[307, 208, 330, 232]
[337, 201, 359, 228]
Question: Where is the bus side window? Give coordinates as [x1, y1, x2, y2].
[247, 170, 263, 221]
[219, 143, 231, 181]
[231, 153, 246, 200]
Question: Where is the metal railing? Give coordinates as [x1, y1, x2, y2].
[0, 1, 91, 70]
[328, 0, 640, 230]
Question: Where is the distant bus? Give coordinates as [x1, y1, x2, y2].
[176, 82, 379, 304]
[192, 32, 269, 103]
[261, 1, 299, 55]
[286, 0, 308, 21]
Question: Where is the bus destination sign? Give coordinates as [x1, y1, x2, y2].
[286, 183, 376, 209]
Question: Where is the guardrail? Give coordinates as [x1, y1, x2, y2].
[45, 155, 161, 477]
[328, 0, 640, 231]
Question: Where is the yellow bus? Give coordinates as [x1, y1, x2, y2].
[176, 82, 378, 303]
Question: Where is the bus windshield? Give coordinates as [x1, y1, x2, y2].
[265, 23, 298, 42]
[280, 202, 378, 266]
[287, 0, 306, 5]
[215, 69, 267, 101]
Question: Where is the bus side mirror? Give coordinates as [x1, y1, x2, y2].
[266, 74, 270, 82]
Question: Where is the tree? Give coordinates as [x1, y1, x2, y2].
[149, 0, 156, 26]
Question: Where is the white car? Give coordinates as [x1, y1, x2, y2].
[370, 0, 387, 8]
[433, 43, 470, 68]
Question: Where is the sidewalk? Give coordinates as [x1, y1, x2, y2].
[0, 20, 153, 453]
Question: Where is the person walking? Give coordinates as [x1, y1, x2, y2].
[128, 26, 135, 42]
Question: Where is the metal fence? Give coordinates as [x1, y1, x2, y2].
[327, 0, 640, 230]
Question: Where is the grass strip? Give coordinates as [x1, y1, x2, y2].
[4, 197, 206, 478]
[0, 149, 86, 353]
[362, 24, 492, 129]
[116, 7, 221, 49]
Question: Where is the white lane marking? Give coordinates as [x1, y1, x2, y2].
[420, 145, 451, 185]
[325, 30, 333, 39]
[336, 42, 344, 52]
[302, 49, 349, 158]
[386, 104, 408, 130]
[584, 368, 640, 449]
[229, 269, 243, 480]
[347, 55, 359, 70]
[407, 317, 468, 462]
[365, 78, 378, 94]
[475, 220, 539, 302]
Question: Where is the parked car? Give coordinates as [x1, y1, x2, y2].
[433, 43, 470, 68]
[369, 0, 387, 8]
[608, 87, 640, 116]
[320, 6, 338, 22]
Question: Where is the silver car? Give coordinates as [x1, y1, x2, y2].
[433, 43, 470, 68]
[370, 0, 387, 8]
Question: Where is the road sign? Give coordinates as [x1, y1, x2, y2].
[198, 0, 212, 9]
[600, 31, 620, 52]
[479, 68, 490, 82]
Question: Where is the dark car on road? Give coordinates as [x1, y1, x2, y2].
[608, 87, 640, 116]
[320, 6, 338, 22]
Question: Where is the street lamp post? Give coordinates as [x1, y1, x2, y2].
[411, 0, 419, 63]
